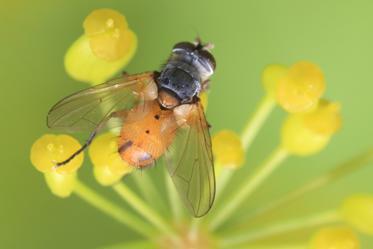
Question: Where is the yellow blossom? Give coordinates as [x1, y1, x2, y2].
[30, 134, 84, 174]
[276, 61, 325, 113]
[89, 132, 133, 186]
[303, 99, 341, 135]
[341, 194, 373, 235]
[309, 226, 360, 249]
[30, 134, 83, 197]
[261, 64, 288, 98]
[212, 130, 245, 169]
[64, 8, 137, 85]
[281, 99, 341, 156]
[84, 9, 131, 61]
[44, 171, 77, 198]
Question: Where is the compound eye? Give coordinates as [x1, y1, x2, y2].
[173, 42, 196, 52]
[199, 49, 216, 70]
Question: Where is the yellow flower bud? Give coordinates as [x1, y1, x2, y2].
[341, 194, 373, 235]
[30, 134, 84, 174]
[261, 64, 288, 98]
[281, 99, 341, 156]
[276, 61, 325, 113]
[84, 9, 131, 61]
[212, 130, 245, 169]
[89, 132, 133, 186]
[65, 9, 137, 85]
[44, 171, 77, 198]
[304, 99, 341, 136]
[83, 9, 128, 38]
[281, 114, 330, 156]
[309, 226, 360, 249]
[200, 92, 208, 110]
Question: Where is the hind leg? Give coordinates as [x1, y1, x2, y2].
[54, 111, 126, 168]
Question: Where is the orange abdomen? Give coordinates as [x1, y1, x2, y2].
[118, 100, 178, 168]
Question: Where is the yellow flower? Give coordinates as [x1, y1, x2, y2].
[341, 194, 373, 235]
[30, 134, 84, 174]
[212, 130, 245, 169]
[261, 64, 288, 98]
[44, 171, 77, 198]
[281, 99, 341, 156]
[84, 9, 130, 61]
[30, 134, 83, 197]
[303, 99, 341, 136]
[89, 132, 133, 186]
[309, 226, 360, 249]
[64, 8, 137, 85]
[276, 61, 325, 113]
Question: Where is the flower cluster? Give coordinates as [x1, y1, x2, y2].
[263, 61, 341, 156]
[29, 8, 373, 249]
[30, 134, 83, 197]
[281, 99, 341, 156]
[31, 9, 136, 197]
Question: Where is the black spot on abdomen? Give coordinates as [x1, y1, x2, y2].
[118, 140, 133, 153]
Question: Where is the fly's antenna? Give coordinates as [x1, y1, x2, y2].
[193, 35, 214, 52]
[191, 28, 214, 51]
[203, 42, 215, 52]
[191, 27, 203, 49]
[194, 36, 202, 46]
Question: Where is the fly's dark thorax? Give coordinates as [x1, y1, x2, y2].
[157, 42, 215, 109]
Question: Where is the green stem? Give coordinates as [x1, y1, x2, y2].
[210, 146, 289, 230]
[189, 218, 201, 244]
[73, 180, 154, 238]
[241, 94, 276, 151]
[112, 182, 177, 237]
[237, 148, 373, 227]
[221, 210, 341, 248]
[132, 171, 167, 213]
[207, 95, 276, 224]
[215, 166, 235, 201]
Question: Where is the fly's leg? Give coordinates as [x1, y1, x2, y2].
[173, 104, 198, 128]
[54, 111, 125, 168]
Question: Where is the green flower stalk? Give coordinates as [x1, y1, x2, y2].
[221, 210, 341, 248]
[209, 97, 342, 230]
[74, 180, 155, 238]
[241, 64, 287, 150]
[234, 149, 373, 228]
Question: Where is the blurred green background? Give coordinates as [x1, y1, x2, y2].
[1, 0, 373, 248]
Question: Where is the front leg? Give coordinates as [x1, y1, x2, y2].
[173, 103, 199, 128]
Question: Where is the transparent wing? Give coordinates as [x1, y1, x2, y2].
[165, 102, 215, 217]
[47, 72, 155, 132]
